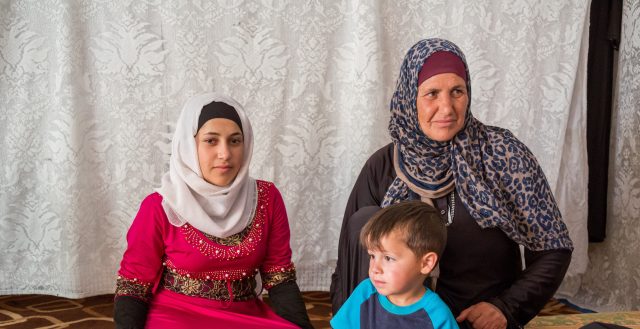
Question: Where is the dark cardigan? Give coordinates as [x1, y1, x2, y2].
[330, 143, 571, 329]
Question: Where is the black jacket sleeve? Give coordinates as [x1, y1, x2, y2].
[341, 143, 396, 221]
[489, 248, 572, 328]
[268, 281, 314, 328]
[113, 295, 149, 329]
[330, 144, 395, 312]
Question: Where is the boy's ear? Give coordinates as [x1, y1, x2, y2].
[420, 252, 438, 275]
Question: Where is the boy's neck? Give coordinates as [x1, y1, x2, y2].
[387, 281, 427, 306]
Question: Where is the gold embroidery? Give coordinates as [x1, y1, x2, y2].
[115, 276, 152, 302]
[162, 268, 257, 301]
[181, 277, 202, 295]
[203, 218, 253, 246]
[261, 263, 297, 289]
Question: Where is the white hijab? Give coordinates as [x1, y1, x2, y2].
[156, 93, 257, 238]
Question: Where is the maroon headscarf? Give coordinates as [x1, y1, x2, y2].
[417, 51, 467, 87]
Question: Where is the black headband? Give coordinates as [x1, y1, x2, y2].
[197, 101, 243, 134]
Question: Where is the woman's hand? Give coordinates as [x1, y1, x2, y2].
[456, 302, 507, 329]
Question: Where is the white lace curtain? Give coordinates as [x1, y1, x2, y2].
[560, 0, 640, 311]
[1, 0, 635, 310]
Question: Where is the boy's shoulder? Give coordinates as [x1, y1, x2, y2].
[421, 288, 448, 309]
[341, 278, 379, 308]
[420, 289, 459, 327]
[353, 278, 378, 296]
[330, 279, 378, 329]
[331, 280, 459, 329]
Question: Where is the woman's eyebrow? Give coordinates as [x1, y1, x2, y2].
[200, 132, 242, 136]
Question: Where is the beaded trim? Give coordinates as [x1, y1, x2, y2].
[115, 275, 153, 302]
[164, 259, 259, 281]
[262, 262, 296, 290]
[162, 268, 257, 301]
[446, 190, 455, 226]
[181, 181, 272, 259]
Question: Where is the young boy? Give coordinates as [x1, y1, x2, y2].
[330, 201, 458, 329]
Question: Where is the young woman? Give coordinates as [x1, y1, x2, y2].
[114, 93, 312, 328]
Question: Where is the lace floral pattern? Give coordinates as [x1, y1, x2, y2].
[1, 1, 595, 298]
[115, 276, 153, 302]
[568, 0, 640, 310]
[262, 263, 296, 290]
[203, 218, 253, 246]
[162, 267, 257, 301]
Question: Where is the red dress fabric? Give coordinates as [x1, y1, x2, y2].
[115, 180, 299, 328]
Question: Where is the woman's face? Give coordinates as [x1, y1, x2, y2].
[416, 72, 469, 142]
[195, 118, 244, 187]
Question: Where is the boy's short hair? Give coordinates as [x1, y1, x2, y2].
[360, 200, 447, 257]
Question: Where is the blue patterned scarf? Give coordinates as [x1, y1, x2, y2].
[382, 38, 573, 251]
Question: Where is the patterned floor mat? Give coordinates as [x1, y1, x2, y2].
[0, 293, 582, 328]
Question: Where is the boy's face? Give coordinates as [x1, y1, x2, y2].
[367, 230, 429, 306]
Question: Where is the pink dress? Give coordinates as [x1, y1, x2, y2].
[115, 180, 300, 328]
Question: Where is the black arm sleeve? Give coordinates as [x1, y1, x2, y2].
[330, 144, 395, 312]
[489, 248, 572, 328]
[268, 281, 314, 329]
[340, 143, 396, 222]
[113, 296, 149, 329]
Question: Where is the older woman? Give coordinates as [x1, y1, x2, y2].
[114, 93, 312, 328]
[330, 38, 573, 329]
